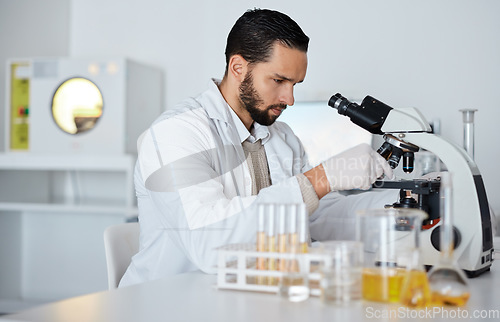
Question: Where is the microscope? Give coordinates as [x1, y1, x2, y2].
[329, 93, 493, 277]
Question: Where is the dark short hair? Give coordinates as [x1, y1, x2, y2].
[225, 9, 309, 72]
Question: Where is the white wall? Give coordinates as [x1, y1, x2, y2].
[69, 0, 500, 214]
[1, 1, 498, 213]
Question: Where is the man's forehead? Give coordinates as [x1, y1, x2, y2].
[258, 44, 307, 80]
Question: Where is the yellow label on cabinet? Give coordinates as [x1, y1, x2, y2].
[9, 62, 30, 150]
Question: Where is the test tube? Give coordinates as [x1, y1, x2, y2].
[256, 204, 267, 284]
[297, 204, 309, 254]
[278, 204, 287, 271]
[266, 205, 277, 285]
[279, 203, 311, 302]
[288, 204, 298, 254]
[459, 109, 477, 160]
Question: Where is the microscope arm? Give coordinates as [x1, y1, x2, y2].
[380, 106, 480, 174]
[381, 107, 433, 133]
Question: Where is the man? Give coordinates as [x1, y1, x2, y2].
[120, 8, 396, 287]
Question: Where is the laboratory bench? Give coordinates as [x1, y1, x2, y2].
[2, 256, 500, 322]
[0, 153, 137, 311]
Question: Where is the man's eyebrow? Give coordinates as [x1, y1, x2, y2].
[273, 73, 304, 84]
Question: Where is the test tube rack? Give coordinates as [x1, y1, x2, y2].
[216, 243, 328, 296]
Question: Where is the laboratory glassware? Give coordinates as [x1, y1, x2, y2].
[459, 109, 477, 160]
[278, 203, 310, 302]
[319, 240, 363, 305]
[356, 208, 427, 303]
[427, 173, 470, 306]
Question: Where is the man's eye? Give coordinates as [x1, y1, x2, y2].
[274, 79, 283, 84]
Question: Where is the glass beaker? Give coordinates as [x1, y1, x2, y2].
[319, 241, 363, 305]
[356, 208, 428, 303]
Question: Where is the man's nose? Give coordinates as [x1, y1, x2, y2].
[279, 85, 294, 106]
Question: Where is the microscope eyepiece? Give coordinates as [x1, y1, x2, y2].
[328, 93, 356, 115]
[329, 93, 419, 173]
[328, 93, 393, 134]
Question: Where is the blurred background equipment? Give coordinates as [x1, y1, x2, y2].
[0, 57, 162, 313]
[5, 57, 162, 155]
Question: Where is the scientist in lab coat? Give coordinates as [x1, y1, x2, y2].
[120, 8, 397, 287]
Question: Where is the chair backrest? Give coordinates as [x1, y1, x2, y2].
[103, 222, 140, 289]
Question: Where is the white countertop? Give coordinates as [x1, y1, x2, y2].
[2, 258, 500, 322]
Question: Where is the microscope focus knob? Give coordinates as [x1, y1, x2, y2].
[430, 225, 461, 251]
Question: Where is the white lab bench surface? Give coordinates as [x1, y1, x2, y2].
[2, 257, 500, 322]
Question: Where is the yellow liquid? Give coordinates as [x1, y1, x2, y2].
[289, 233, 298, 252]
[400, 270, 432, 308]
[431, 292, 470, 307]
[362, 267, 406, 302]
[300, 241, 308, 254]
[278, 234, 287, 271]
[256, 232, 266, 267]
[267, 236, 277, 286]
[281, 275, 306, 288]
[256, 231, 266, 285]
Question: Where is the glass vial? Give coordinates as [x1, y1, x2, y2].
[459, 109, 477, 160]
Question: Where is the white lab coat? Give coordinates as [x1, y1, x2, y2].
[119, 79, 398, 287]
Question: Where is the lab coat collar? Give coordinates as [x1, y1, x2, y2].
[249, 123, 270, 145]
[227, 104, 251, 143]
[227, 106, 271, 144]
[203, 79, 231, 124]
[205, 79, 270, 144]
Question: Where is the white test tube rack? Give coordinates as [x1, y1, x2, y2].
[216, 243, 329, 296]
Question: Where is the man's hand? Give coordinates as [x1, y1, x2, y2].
[321, 143, 393, 191]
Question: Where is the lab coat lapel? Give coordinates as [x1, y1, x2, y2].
[199, 80, 250, 196]
[265, 128, 293, 184]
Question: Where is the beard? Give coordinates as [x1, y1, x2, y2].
[239, 71, 286, 126]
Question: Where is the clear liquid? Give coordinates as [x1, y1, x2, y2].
[321, 269, 361, 304]
[279, 274, 309, 302]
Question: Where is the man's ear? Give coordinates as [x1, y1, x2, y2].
[227, 55, 248, 82]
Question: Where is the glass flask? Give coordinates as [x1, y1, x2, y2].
[399, 249, 432, 308]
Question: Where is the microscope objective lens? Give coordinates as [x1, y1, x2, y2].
[403, 151, 415, 173]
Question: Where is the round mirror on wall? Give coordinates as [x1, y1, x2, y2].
[51, 77, 104, 134]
